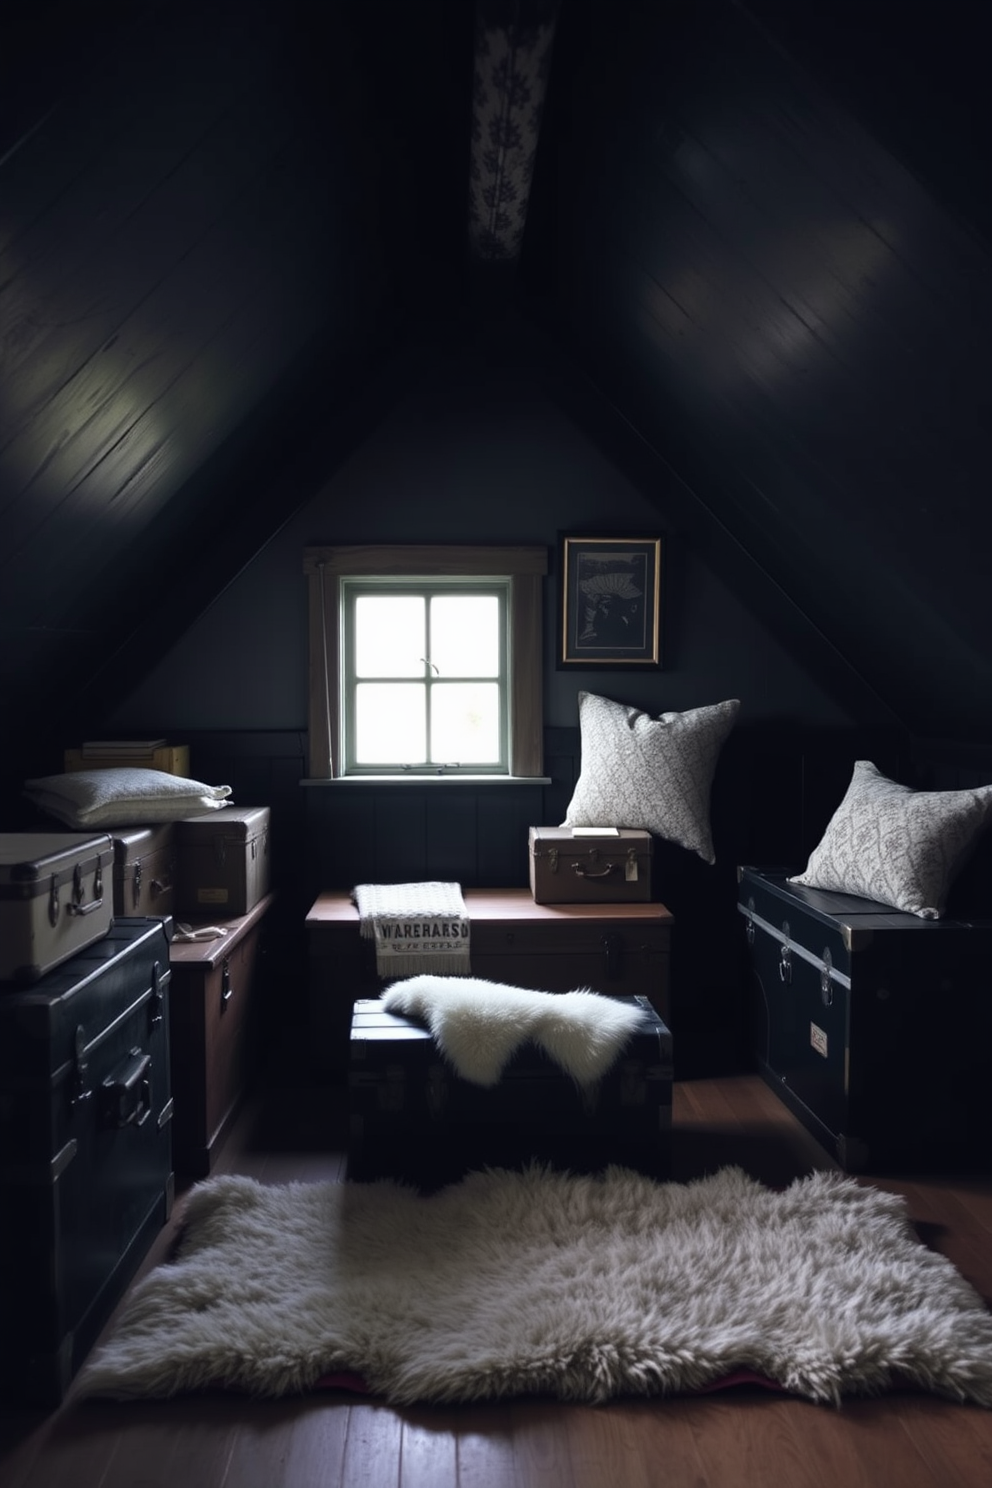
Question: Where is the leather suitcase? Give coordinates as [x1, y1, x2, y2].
[174, 804, 271, 919]
[0, 831, 114, 983]
[348, 993, 672, 1190]
[307, 888, 674, 1077]
[0, 917, 174, 1404]
[168, 892, 274, 1176]
[738, 867, 992, 1172]
[529, 826, 653, 903]
[111, 823, 177, 918]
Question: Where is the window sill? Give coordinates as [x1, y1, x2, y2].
[299, 776, 552, 786]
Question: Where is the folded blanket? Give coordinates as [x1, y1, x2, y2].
[353, 882, 471, 977]
[381, 974, 646, 1087]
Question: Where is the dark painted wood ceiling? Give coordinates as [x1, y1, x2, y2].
[522, 0, 992, 745]
[1, 0, 990, 757]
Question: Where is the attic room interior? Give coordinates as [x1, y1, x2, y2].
[2, 0, 992, 1482]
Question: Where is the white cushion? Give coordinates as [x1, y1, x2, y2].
[561, 691, 740, 864]
[24, 767, 232, 829]
[788, 760, 992, 918]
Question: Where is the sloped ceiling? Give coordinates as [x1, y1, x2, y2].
[521, 0, 992, 747]
[1, 0, 990, 763]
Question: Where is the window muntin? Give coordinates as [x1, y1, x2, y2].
[343, 582, 508, 774]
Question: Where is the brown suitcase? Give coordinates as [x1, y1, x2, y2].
[111, 824, 177, 918]
[306, 888, 674, 1077]
[168, 892, 274, 1176]
[529, 826, 653, 903]
[174, 805, 271, 918]
[0, 832, 114, 983]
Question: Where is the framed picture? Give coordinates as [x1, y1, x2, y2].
[557, 534, 663, 668]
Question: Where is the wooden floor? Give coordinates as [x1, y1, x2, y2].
[2, 1061, 991, 1488]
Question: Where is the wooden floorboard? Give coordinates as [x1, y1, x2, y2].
[2, 1061, 991, 1488]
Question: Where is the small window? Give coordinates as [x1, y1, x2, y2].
[343, 581, 508, 774]
[303, 545, 548, 779]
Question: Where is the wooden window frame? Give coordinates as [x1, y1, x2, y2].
[303, 545, 548, 780]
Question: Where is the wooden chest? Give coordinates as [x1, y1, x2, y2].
[167, 892, 274, 1176]
[307, 888, 673, 1077]
[0, 918, 174, 1404]
[738, 867, 992, 1172]
[348, 994, 673, 1190]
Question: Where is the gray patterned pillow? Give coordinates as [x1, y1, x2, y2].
[562, 692, 740, 864]
[789, 760, 992, 918]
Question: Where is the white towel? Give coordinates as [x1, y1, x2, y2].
[353, 881, 471, 977]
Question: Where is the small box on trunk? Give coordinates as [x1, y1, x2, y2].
[529, 826, 653, 903]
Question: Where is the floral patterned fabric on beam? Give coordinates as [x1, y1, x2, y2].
[469, 1, 560, 261]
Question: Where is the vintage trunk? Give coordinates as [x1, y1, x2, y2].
[0, 831, 114, 983]
[348, 993, 672, 1189]
[738, 867, 992, 1172]
[528, 826, 653, 903]
[111, 824, 177, 918]
[307, 888, 674, 1077]
[0, 917, 174, 1404]
[174, 805, 271, 919]
[167, 893, 274, 1177]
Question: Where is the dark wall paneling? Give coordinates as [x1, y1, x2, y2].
[524, 0, 992, 746]
[305, 785, 548, 900]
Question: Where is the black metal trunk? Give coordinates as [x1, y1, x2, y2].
[738, 867, 992, 1172]
[348, 993, 673, 1191]
[0, 917, 175, 1404]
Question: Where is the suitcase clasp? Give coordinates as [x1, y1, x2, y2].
[820, 948, 834, 1006]
[71, 1025, 92, 1108]
[778, 921, 792, 984]
[66, 860, 106, 917]
[149, 961, 166, 1026]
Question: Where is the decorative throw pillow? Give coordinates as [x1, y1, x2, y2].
[788, 760, 992, 918]
[24, 767, 232, 829]
[561, 691, 740, 864]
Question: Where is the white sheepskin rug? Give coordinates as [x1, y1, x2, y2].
[380, 974, 647, 1086]
[74, 1164, 992, 1408]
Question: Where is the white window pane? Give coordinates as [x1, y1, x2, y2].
[355, 596, 424, 678]
[355, 683, 426, 764]
[431, 683, 501, 764]
[430, 595, 500, 678]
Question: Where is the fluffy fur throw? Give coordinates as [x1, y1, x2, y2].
[380, 974, 647, 1086]
[75, 1164, 992, 1408]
